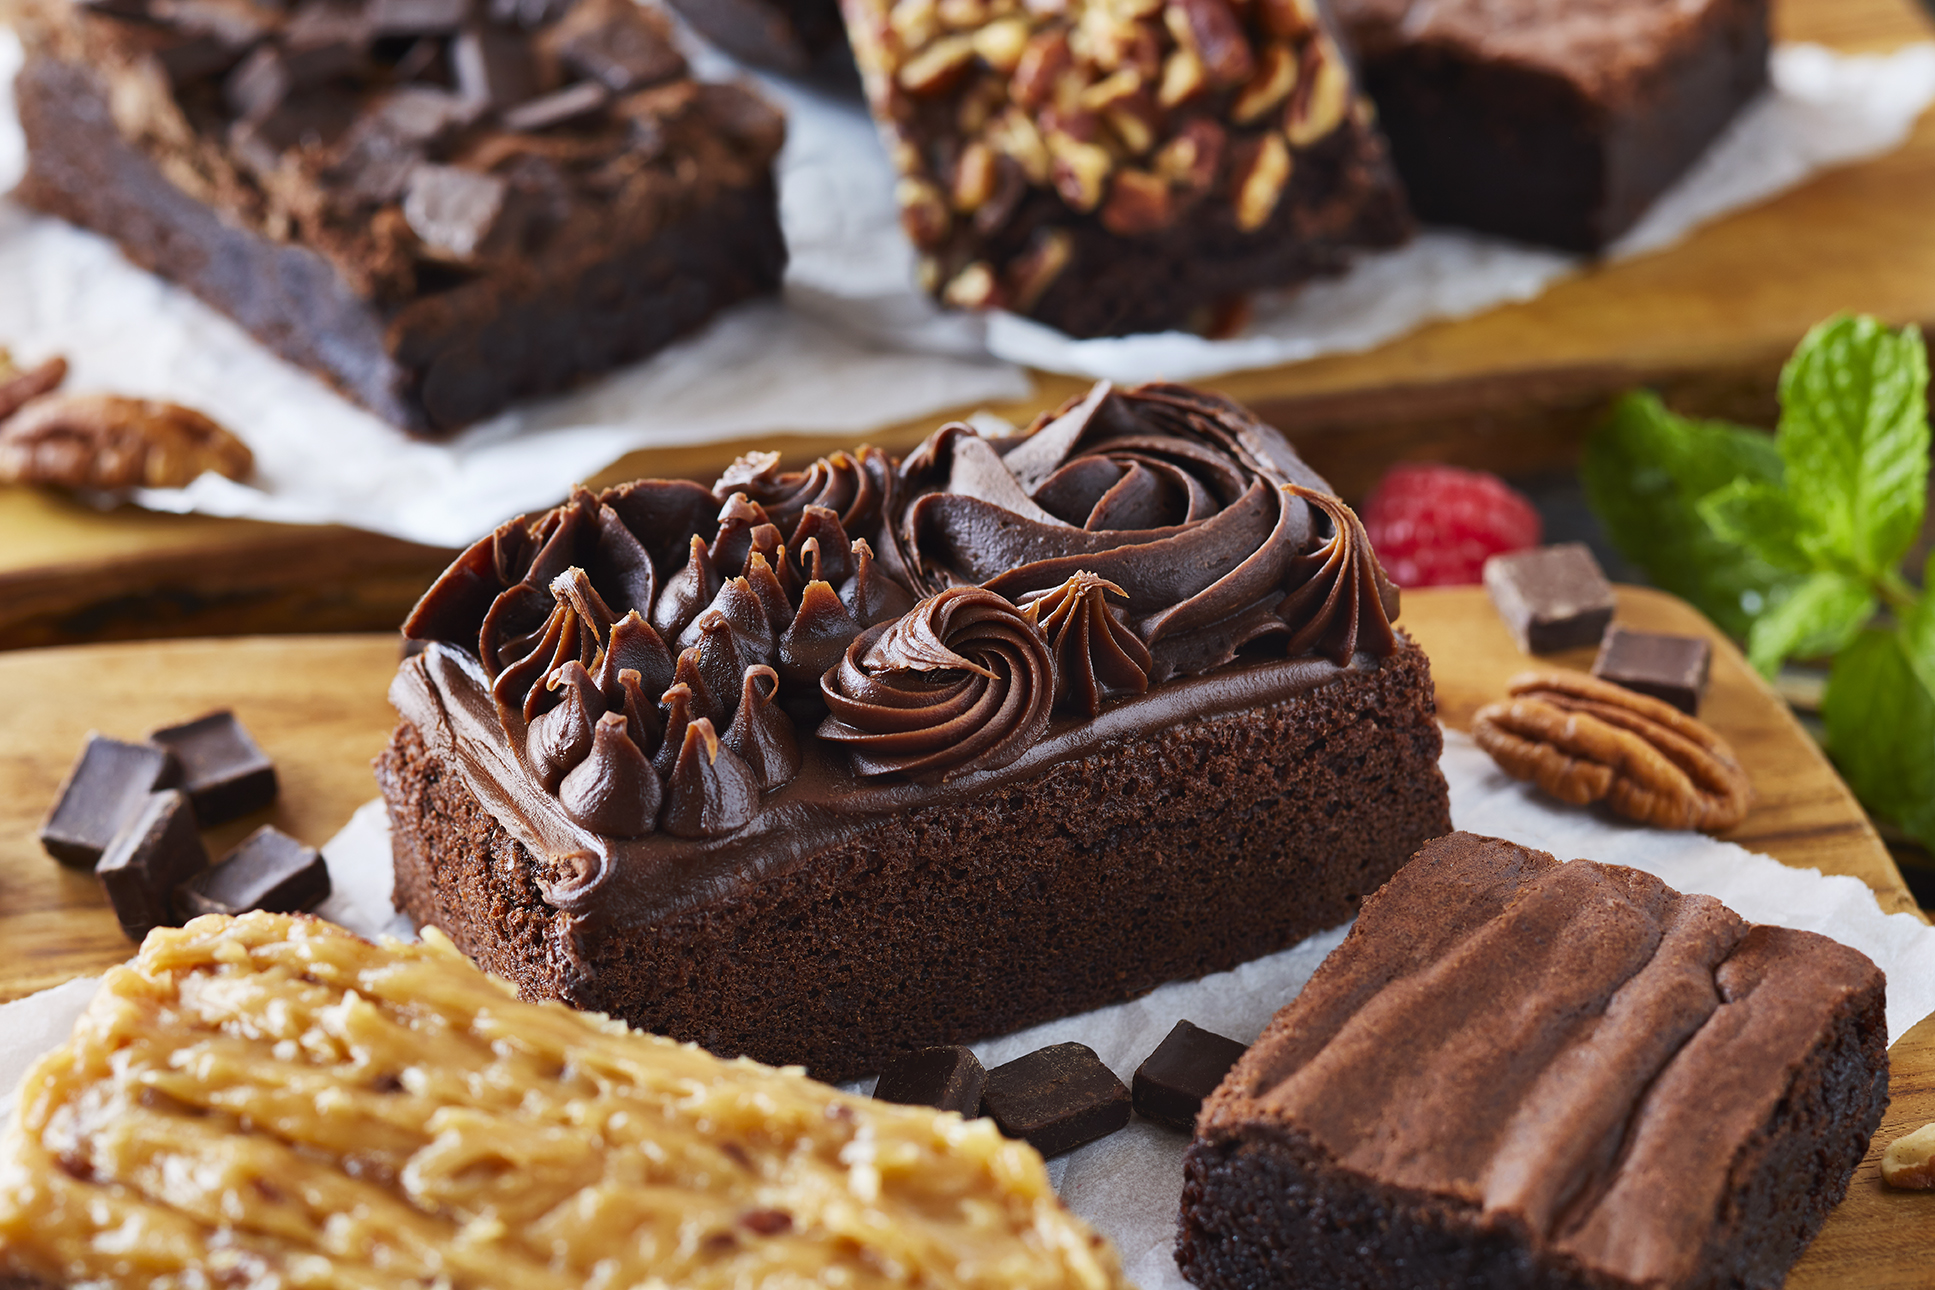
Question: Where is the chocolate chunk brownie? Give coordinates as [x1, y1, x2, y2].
[7, 0, 788, 433]
[380, 382, 1451, 1080]
[1178, 831, 1889, 1290]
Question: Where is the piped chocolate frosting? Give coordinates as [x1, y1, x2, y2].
[401, 381, 1405, 852]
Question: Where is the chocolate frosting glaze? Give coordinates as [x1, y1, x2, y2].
[395, 381, 1406, 898]
[818, 587, 1054, 783]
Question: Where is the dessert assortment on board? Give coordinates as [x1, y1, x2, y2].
[1178, 831, 1890, 1290]
[381, 379, 1451, 1079]
[1, 0, 788, 433]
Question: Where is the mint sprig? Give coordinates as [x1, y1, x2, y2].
[1584, 314, 1934, 851]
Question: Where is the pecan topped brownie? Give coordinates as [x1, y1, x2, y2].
[840, 0, 1411, 336]
[382, 381, 1450, 1078]
[5, 0, 788, 432]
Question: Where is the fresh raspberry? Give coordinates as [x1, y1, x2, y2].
[1361, 463, 1543, 588]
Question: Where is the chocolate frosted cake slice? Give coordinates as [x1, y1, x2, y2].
[840, 0, 1410, 336]
[382, 381, 1450, 1080]
[6, 0, 787, 433]
[1178, 831, 1889, 1290]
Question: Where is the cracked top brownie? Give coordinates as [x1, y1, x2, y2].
[0, 912, 1129, 1288]
[396, 380, 1409, 919]
[839, 0, 1411, 336]
[6, 0, 789, 430]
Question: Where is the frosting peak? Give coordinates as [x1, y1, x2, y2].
[1022, 573, 1153, 716]
[817, 587, 1053, 784]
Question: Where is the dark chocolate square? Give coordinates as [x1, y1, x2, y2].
[178, 825, 333, 918]
[1593, 626, 1713, 715]
[1133, 1020, 1249, 1132]
[38, 734, 181, 868]
[148, 710, 278, 825]
[873, 1046, 987, 1117]
[96, 789, 209, 940]
[1483, 543, 1616, 655]
[982, 1042, 1130, 1159]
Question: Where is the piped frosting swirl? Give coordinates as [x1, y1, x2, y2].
[818, 587, 1053, 783]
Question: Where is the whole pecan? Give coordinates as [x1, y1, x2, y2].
[0, 394, 253, 490]
[0, 351, 68, 422]
[1471, 670, 1751, 832]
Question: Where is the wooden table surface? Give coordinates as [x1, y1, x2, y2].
[0, 584, 1928, 1277]
[0, 0, 1930, 649]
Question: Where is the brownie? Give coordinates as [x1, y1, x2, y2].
[839, 0, 1411, 337]
[7, 0, 787, 434]
[1177, 831, 1890, 1290]
[1333, 0, 1770, 252]
[381, 382, 1451, 1081]
[664, 0, 853, 79]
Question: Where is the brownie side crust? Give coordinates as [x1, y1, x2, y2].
[12, 55, 787, 434]
[1176, 832, 1889, 1290]
[1339, 0, 1769, 251]
[380, 641, 1449, 1082]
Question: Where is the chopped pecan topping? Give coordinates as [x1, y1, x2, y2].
[0, 351, 69, 422]
[1471, 671, 1752, 832]
[0, 394, 253, 490]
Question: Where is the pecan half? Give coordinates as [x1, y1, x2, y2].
[1882, 1123, 1935, 1190]
[0, 394, 253, 490]
[1471, 671, 1752, 832]
[0, 352, 69, 423]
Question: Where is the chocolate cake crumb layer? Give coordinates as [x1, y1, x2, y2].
[382, 639, 1447, 1081]
[1334, 0, 1769, 252]
[1177, 831, 1889, 1290]
[8, 0, 787, 434]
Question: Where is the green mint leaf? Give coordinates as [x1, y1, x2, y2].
[1776, 315, 1930, 579]
[1824, 621, 1935, 853]
[1698, 480, 1814, 573]
[1744, 571, 1875, 676]
[1582, 391, 1797, 638]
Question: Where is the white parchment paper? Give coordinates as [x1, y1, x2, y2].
[0, 31, 1931, 545]
[5, 729, 1932, 1287]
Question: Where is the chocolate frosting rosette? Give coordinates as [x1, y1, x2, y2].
[887, 381, 1400, 681]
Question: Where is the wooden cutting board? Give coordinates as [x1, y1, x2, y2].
[0, 0, 1930, 647]
[0, 585, 1927, 1279]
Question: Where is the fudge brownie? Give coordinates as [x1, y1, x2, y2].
[6, 0, 787, 434]
[0, 912, 1129, 1289]
[1333, 0, 1770, 251]
[664, 0, 853, 78]
[381, 381, 1451, 1080]
[839, 0, 1411, 337]
[1178, 831, 1890, 1290]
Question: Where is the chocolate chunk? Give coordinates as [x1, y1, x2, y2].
[487, 0, 573, 28]
[981, 1042, 1131, 1158]
[874, 1046, 987, 1116]
[224, 46, 293, 120]
[1592, 625, 1712, 715]
[96, 790, 208, 940]
[155, 32, 254, 85]
[178, 825, 332, 917]
[38, 734, 181, 869]
[280, 1, 372, 83]
[148, 710, 278, 826]
[369, 0, 472, 35]
[403, 163, 522, 259]
[374, 85, 475, 143]
[500, 79, 608, 132]
[76, 0, 153, 16]
[451, 24, 537, 108]
[1483, 542, 1616, 655]
[556, 10, 683, 92]
[1132, 1020, 1248, 1131]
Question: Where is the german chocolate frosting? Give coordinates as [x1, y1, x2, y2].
[398, 381, 1405, 923]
